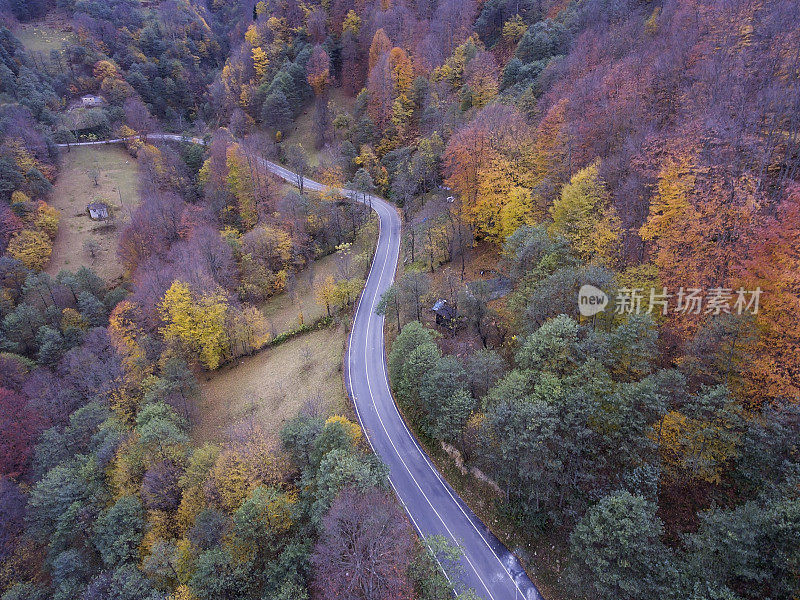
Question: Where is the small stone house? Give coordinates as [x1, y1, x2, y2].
[431, 299, 456, 327]
[81, 95, 105, 108]
[87, 202, 109, 221]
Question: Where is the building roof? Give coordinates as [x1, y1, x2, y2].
[431, 299, 456, 319]
[87, 202, 109, 220]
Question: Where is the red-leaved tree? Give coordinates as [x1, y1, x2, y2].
[312, 487, 413, 600]
[0, 387, 43, 480]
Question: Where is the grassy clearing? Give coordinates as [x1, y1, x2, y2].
[279, 87, 355, 167]
[195, 325, 349, 443]
[259, 209, 378, 336]
[196, 213, 378, 443]
[13, 21, 73, 54]
[47, 145, 139, 282]
[259, 251, 339, 336]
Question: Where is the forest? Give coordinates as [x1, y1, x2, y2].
[0, 0, 797, 599]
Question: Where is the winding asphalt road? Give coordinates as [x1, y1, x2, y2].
[58, 135, 543, 599]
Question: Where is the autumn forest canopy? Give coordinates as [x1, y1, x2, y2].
[0, 0, 798, 599]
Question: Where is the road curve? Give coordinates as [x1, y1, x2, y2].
[57, 135, 543, 600]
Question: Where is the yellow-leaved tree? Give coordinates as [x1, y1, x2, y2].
[325, 415, 363, 444]
[316, 275, 339, 317]
[10, 190, 29, 205]
[342, 10, 361, 35]
[205, 449, 256, 513]
[61, 307, 88, 331]
[651, 410, 739, 484]
[549, 160, 622, 265]
[638, 153, 704, 288]
[168, 585, 198, 600]
[473, 154, 537, 242]
[228, 305, 270, 356]
[500, 187, 537, 240]
[109, 300, 153, 384]
[502, 14, 527, 45]
[34, 201, 59, 238]
[244, 23, 261, 47]
[226, 144, 258, 229]
[444, 104, 538, 243]
[639, 154, 696, 242]
[6, 229, 53, 271]
[118, 124, 143, 155]
[251, 46, 269, 80]
[176, 443, 221, 533]
[230, 486, 297, 563]
[159, 281, 230, 370]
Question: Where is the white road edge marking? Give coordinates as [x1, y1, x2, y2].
[354, 200, 497, 600]
[357, 196, 531, 599]
[345, 201, 457, 596]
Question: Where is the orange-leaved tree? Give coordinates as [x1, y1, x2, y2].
[444, 104, 538, 243]
[738, 184, 800, 404]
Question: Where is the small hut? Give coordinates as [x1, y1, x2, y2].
[80, 95, 105, 108]
[87, 202, 109, 221]
[431, 299, 456, 327]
